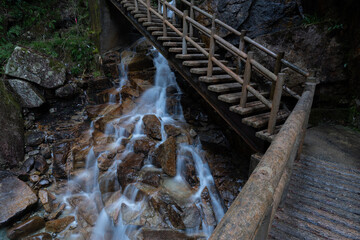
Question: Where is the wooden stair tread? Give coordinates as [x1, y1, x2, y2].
[256, 125, 283, 143]
[183, 60, 226, 67]
[175, 54, 218, 60]
[169, 47, 209, 53]
[190, 67, 233, 75]
[143, 22, 180, 27]
[139, 18, 163, 23]
[158, 36, 198, 41]
[199, 74, 235, 83]
[152, 31, 178, 36]
[229, 101, 269, 115]
[163, 42, 205, 47]
[218, 91, 269, 104]
[208, 82, 242, 93]
[147, 26, 183, 31]
[242, 110, 289, 129]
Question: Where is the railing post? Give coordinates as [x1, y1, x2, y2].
[162, 1, 167, 37]
[158, 0, 161, 13]
[146, 0, 152, 22]
[134, 0, 139, 12]
[270, 52, 285, 99]
[267, 73, 285, 134]
[172, 0, 176, 25]
[207, 13, 217, 77]
[237, 30, 246, 74]
[240, 51, 253, 108]
[189, 0, 195, 37]
[182, 10, 189, 55]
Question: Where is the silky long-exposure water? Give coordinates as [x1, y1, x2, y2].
[56, 46, 225, 240]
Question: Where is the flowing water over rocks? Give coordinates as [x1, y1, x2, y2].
[0, 40, 245, 240]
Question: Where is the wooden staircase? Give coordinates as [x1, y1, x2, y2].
[110, 0, 311, 154]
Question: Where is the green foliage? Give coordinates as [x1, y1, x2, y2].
[0, 0, 96, 76]
[302, 14, 322, 26]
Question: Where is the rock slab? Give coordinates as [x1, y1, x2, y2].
[0, 175, 38, 225]
[7, 216, 45, 240]
[5, 46, 66, 89]
[8, 79, 45, 108]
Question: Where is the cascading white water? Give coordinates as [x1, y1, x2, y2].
[63, 46, 225, 240]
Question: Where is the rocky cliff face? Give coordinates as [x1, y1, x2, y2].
[0, 80, 24, 169]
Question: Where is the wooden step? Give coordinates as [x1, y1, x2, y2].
[153, 31, 178, 37]
[183, 59, 226, 67]
[163, 42, 205, 47]
[242, 110, 289, 129]
[199, 74, 234, 83]
[143, 22, 180, 28]
[158, 36, 198, 41]
[256, 125, 283, 143]
[208, 82, 242, 93]
[169, 47, 209, 53]
[147, 26, 183, 32]
[139, 18, 163, 23]
[134, 13, 147, 19]
[175, 53, 219, 60]
[218, 91, 269, 104]
[229, 101, 269, 115]
[191, 67, 232, 75]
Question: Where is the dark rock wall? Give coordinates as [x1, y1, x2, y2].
[0, 80, 24, 169]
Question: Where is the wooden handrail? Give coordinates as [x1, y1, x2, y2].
[180, 0, 309, 77]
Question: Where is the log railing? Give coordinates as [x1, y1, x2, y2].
[137, 0, 310, 134]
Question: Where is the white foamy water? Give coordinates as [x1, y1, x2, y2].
[63, 45, 225, 239]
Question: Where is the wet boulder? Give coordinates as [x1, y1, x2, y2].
[153, 137, 177, 177]
[133, 137, 157, 155]
[25, 131, 45, 147]
[68, 195, 99, 226]
[7, 216, 45, 240]
[23, 233, 52, 240]
[142, 114, 162, 140]
[5, 46, 66, 89]
[55, 83, 78, 98]
[136, 228, 201, 240]
[8, 79, 45, 108]
[0, 173, 38, 225]
[117, 152, 145, 188]
[45, 216, 75, 233]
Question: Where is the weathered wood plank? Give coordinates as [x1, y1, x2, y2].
[175, 53, 218, 60]
[242, 110, 289, 129]
[230, 101, 268, 115]
[256, 125, 282, 143]
[208, 82, 242, 93]
[191, 67, 233, 75]
[218, 91, 269, 104]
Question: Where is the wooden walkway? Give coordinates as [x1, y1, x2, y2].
[109, 0, 313, 154]
[269, 125, 360, 239]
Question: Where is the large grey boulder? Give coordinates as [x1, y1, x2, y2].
[0, 80, 24, 169]
[0, 172, 38, 225]
[5, 46, 66, 89]
[8, 79, 45, 108]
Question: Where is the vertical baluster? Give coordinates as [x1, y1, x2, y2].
[240, 51, 253, 108]
[182, 10, 189, 55]
[134, 0, 138, 12]
[189, 0, 194, 37]
[268, 73, 285, 134]
[207, 13, 217, 77]
[172, 0, 176, 24]
[162, 1, 167, 37]
[158, 0, 161, 13]
[237, 30, 246, 74]
[146, 0, 151, 22]
[270, 52, 285, 99]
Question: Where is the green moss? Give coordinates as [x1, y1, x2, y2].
[0, 79, 21, 113]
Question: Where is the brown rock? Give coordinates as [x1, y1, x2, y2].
[142, 114, 162, 140]
[97, 151, 116, 171]
[153, 137, 177, 176]
[117, 153, 145, 188]
[30, 174, 40, 183]
[47, 203, 66, 220]
[133, 137, 157, 155]
[140, 170, 161, 188]
[68, 195, 99, 226]
[45, 216, 75, 233]
[164, 124, 181, 137]
[7, 216, 45, 240]
[38, 190, 52, 212]
[120, 85, 140, 98]
[34, 155, 48, 173]
[52, 143, 70, 179]
[0, 176, 38, 225]
[23, 232, 52, 240]
[200, 187, 216, 226]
